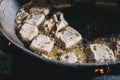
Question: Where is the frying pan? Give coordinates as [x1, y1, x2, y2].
[0, 0, 120, 69]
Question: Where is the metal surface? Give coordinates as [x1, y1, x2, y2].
[0, 51, 11, 75]
[0, 0, 120, 68]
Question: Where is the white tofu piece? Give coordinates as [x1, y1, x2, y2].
[116, 41, 120, 55]
[55, 26, 82, 48]
[15, 9, 29, 29]
[60, 52, 77, 63]
[16, 9, 29, 20]
[30, 35, 54, 53]
[19, 23, 39, 42]
[55, 21, 68, 32]
[24, 14, 45, 26]
[53, 12, 68, 32]
[90, 44, 116, 62]
[42, 18, 55, 34]
[30, 6, 50, 15]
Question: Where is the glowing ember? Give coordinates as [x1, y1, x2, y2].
[94, 69, 104, 74]
[94, 67, 111, 74]
[100, 69, 104, 74]
[94, 69, 99, 73]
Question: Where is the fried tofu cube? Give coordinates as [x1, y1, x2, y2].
[19, 23, 39, 42]
[60, 52, 77, 63]
[55, 21, 68, 33]
[53, 12, 68, 32]
[16, 9, 29, 20]
[55, 26, 82, 48]
[29, 6, 50, 15]
[41, 12, 68, 35]
[116, 41, 120, 55]
[42, 18, 55, 34]
[24, 14, 45, 26]
[90, 44, 116, 63]
[30, 35, 54, 53]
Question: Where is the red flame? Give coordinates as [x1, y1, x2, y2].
[94, 69, 104, 74]
[94, 67, 111, 74]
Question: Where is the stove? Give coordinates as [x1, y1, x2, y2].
[0, 31, 120, 80]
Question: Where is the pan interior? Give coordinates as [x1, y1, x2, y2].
[14, 1, 120, 64]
